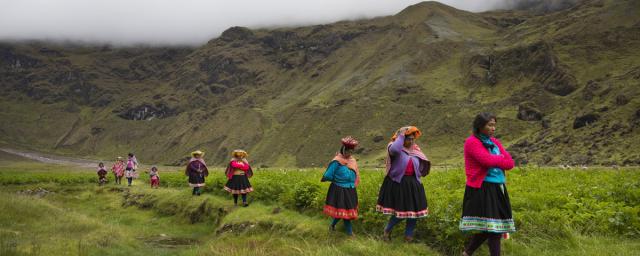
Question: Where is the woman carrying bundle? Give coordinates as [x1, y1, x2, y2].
[376, 126, 431, 242]
[124, 153, 139, 186]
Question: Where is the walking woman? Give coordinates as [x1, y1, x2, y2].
[186, 150, 208, 196]
[125, 153, 139, 186]
[224, 150, 253, 206]
[111, 157, 125, 185]
[321, 136, 360, 237]
[376, 126, 430, 242]
[460, 113, 515, 256]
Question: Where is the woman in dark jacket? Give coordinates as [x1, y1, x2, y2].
[185, 150, 208, 196]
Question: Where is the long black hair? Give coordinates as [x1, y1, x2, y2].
[472, 112, 497, 135]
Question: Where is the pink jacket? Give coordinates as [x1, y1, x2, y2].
[463, 135, 514, 188]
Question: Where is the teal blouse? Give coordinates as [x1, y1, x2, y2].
[479, 134, 506, 184]
[321, 160, 357, 188]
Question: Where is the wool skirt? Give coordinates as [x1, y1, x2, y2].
[188, 173, 206, 187]
[323, 183, 358, 220]
[376, 175, 428, 218]
[459, 181, 516, 233]
[224, 175, 253, 194]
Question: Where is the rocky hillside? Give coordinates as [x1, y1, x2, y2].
[0, 0, 639, 167]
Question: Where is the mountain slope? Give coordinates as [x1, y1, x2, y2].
[0, 0, 638, 167]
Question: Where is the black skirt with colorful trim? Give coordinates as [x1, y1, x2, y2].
[459, 181, 516, 233]
[224, 175, 254, 194]
[376, 175, 428, 218]
[323, 183, 358, 220]
[188, 173, 206, 187]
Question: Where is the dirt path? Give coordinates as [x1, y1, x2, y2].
[0, 148, 105, 168]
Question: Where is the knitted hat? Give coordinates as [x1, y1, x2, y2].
[341, 136, 359, 149]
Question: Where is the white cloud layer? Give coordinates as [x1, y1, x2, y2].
[0, 0, 510, 46]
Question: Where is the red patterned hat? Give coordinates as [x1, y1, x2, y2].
[341, 136, 359, 149]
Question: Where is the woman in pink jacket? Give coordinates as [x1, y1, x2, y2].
[460, 113, 515, 256]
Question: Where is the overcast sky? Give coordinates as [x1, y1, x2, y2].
[0, 0, 510, 46]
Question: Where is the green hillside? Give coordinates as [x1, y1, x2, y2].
[1, 0, 639, 167]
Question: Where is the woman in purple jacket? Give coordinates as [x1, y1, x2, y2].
[376, 126, 431, 242]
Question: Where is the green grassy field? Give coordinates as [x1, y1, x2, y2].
[0, 153, 639, 255]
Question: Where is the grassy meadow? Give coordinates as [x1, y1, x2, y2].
[0, 151, 639, 255]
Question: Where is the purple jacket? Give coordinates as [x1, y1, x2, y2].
[387, 133, 430, 184]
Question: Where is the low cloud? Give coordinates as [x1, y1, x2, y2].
[0, 0, 557, 46]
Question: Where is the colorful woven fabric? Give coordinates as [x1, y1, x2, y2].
[459, 216, 516, 233]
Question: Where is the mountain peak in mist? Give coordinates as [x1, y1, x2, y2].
[396, 1, 465, 18]
[502, 0, 584, 13]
